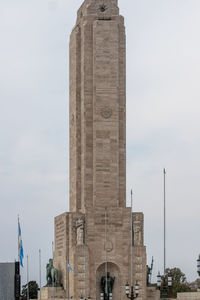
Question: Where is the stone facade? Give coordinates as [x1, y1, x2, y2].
[54, 1, 147, 300]
[54, 210, 147, 300]
[177, 292, 200, 300]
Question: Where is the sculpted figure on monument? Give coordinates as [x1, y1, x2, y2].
[46, 259, 59, 286]
[76, 218, 85, 245]
[101, 272, 115, 297]
[133, 224, 142, 246]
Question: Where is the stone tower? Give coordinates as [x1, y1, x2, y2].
[54, 1, 147, 300]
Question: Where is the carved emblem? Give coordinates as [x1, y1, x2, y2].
[99, 5, 106, 12]
[101, 107, 112, 119]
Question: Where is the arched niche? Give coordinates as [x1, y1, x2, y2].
[96, 262, 121, 300]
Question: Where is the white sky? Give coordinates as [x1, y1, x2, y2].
[0, 0, 200, 287]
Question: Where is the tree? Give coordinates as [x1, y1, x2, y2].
[21, 281, 38, 299]
[161, 267, 191, 298]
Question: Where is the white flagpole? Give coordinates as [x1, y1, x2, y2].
[163, 168, 166, 275]
[105, 208, 108, 296]
[131, 190, 133, 287]
[27, 255, 29, 300]
[51, 241, 55, 300]
[18, 215, 20, 263]
[52, 241, 54, 258]
[39, 249, 41, 300]
[84, 219, 87, 300]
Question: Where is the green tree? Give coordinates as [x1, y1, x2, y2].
[161, 267, 191, 298]
[21, 281, 38, 299]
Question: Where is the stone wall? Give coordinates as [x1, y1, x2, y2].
[177, 292, 200, 300]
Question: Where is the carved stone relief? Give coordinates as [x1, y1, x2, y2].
[133, 224, 142, 246]
[133, 213, 143, 246]
[76, 218, 84, 245]
[104, 240, 113, 252]
[101, 107, 112, 119]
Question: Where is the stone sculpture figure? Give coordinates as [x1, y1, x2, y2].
[46, 259, 59, 286]
[133, 224, 142, 246]
[101, 272, 115, 297]
[76, 218, 84, 245]
[146, 265, 151, 286]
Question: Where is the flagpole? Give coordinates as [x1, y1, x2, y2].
[131, 190, 133, 288]
[18, 215, 20, 263]
[105, 208, 108, 297]
[84, 218, 87, 300]
[39, 249, 41, 300]
[163, 168, 166, 275]
[27, 255, 29, 300]
[52, 241, 54, 258]
[67, 239, 69, 300]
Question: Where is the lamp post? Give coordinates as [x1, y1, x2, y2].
[100, 290, 113, 300]
[125, 282, 139, 300]
[157, 272, 161, 289]
[157, 271, 172, 299]
[168, 276, 172, 287]
[100, 292, 113, 300]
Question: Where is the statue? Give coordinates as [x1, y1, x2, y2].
[146, 265, 151, 286]
[101, 272, 115, 298]
[133, 224, 142, 246]
[46, 259, 59, 286]
[76, 218, 84, 245]
[146, 257, 154, 286]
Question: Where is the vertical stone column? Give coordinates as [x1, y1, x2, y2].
[69, 0, 126, 212]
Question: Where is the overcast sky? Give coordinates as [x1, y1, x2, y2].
[1, 0, 200, 287]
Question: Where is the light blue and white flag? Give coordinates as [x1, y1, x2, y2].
[67, 262, 75, 274]
[18, 221, 24, 267]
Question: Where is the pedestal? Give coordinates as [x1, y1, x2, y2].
[38, 286, 66, 300]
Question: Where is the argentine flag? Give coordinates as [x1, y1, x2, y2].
[18, 222, 24, 267]
[67, 262, 75, 274]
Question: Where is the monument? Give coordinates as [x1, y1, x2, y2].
[53, 0, 147, 299]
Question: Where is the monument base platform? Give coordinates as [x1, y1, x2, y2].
[38, 286, 66, 300]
